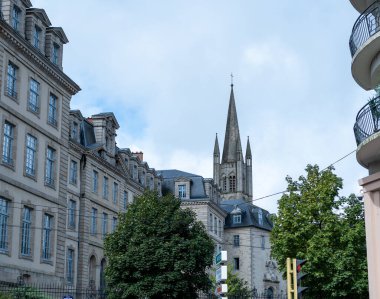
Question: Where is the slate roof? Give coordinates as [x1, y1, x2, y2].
[221, 199, 273, 231]
[157, 169, 208, 200]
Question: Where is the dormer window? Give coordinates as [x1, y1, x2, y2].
[33, 25, 41, 48]
[178, 184, 186, 199]
[258, 209, 263, 225]
[12, 6, 21, 31]
[52, 43, 60, 65]
[233, 214, 241, 224]
[71, 122, 78, 139]
[150, 177, 154, 190]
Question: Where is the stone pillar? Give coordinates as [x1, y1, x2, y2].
[359, 172, 380, 299]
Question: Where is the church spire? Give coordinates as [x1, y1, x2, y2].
[214, 133, 220, 156]
[222, 83, 242, 163]
[246, 136, 252, 159]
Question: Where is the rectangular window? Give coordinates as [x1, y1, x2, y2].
[0, 198, 9, 251]
[93, 170, 98, 193]
[113, 182, 118, 205]
[25, 134, 37, 176]
[102, 213, 108, 238]
[11, 5, 20, 31]
[233, 214, 241, 224]
[66, 248, 74, 284]
[48, 94, 58, 126]
[261, 235, 265, 250]
[7, 62, 17, 98]
[71, 122, 78, 139]
[68, 200, 75, 228]
[209, 213, 213, 232]
[91, 208, 97, 235]
[69, 160, 77, 185]
[52, 43, 59, 65]
[123, 191, 128, 210]
[33, 25, 41, 48]
[103, 177, 108, 199]
[214, 216, 217, 235]
[234, 257, 240, 270]
[218, 220, 222, 238]
[112, 217, 117, 232]
[45, 147, 55, 186]
[42, 214, 52, 260]
[2, 122, 14, 165]
[21, 207, 32, 256]
[178, 184, 186, 199]
[28, 79, 40, 113]
[233, 235, 240, 247]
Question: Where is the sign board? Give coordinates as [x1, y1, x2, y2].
[215, 251, 227, 265]
[63, 296, 73, 299]
[215, 265, 228, 283]
[216, 283, 228, 295]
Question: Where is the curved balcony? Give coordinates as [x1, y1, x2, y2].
[350, 0, 377, 13]
[350, 1, 380, 90]
[354, 96, 380, 170]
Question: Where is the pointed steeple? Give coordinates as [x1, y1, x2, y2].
[222, 84, 242, 163]
[246, 136, 252, 159]
[214, 133, 220, 156]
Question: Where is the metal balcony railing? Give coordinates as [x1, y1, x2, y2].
[350, 1, 380, 57]
[354, 96, 380, 145]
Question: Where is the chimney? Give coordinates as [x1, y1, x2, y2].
[133, 151, 144, 162]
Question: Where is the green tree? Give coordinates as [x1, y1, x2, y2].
[210, 264, 251, 298]
[225, 264, 251, 298]
[104, 191, 215, 299]
[270, 164, 368, 299]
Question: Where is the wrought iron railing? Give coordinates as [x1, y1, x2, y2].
[354, 96, 380, 145]
[350, 1, 380, 57]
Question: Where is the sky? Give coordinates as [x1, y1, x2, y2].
[33, 0, 370, 213]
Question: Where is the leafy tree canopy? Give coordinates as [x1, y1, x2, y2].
[270, 164, 368, 299]
[104, 191, 215, 299]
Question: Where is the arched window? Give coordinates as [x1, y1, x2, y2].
[229, 175, 236, 192]
[223, 177, 227, 191]
[267, 287, 274, 299]
[100, 258, 106, 291]
[89, 255, 96, 288]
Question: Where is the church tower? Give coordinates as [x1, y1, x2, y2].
[213, 83, 253, 202]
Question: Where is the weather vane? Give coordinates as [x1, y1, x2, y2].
[231, 73, 234, 86]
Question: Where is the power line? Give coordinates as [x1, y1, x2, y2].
[220, 148, 357, 206]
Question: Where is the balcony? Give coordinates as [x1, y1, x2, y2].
[350, 1, 380, 90]
[350, 0, 377, 13]
[354, 96, 380, 171]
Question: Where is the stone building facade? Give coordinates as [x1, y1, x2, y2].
[158, 169, 226, 252]
[0, 1, 162, 289]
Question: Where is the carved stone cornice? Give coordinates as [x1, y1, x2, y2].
[0, 20, 80, 95]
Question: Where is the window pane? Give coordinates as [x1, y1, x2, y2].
[25, 135, 37, 176]
[2, 122, 14, 165]
[21, 207, 31, 256]
[48, 94, 57, 126]
[0, 198, 9, 251]
[28, 79, 39, 112]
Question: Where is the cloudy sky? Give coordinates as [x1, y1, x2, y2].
[33, 0, 369, 213]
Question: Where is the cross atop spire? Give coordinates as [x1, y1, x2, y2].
[230, 73, 234, 86]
